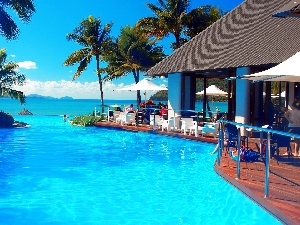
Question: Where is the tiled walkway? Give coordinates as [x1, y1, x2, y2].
[95, 122, 300, 224]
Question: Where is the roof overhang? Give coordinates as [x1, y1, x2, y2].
[147, 68, 231, 78]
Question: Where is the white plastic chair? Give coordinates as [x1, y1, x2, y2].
[113, 111, 121, 122]
[189, 122, 203, 137]
[115, 112, 124, 124]
[180, 118, 194, 135]
[122, 112, 136, 126]
[161, 116, 180, 132]
[150, 114, 164, 129]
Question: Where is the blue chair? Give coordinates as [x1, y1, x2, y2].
[272, 134, 293, 163]
[224, 124, 248, 153]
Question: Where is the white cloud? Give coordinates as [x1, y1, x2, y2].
[13, 79, 141, 100]
[18, 61, 37, 69]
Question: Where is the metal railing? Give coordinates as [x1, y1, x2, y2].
[217, 119, 300, 198]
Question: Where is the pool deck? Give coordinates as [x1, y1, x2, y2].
[94, 121, 300, 225]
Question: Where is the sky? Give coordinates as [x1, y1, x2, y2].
[1, 0, 244, 100]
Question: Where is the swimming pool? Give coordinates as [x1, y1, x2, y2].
[0, 116, 281, 224]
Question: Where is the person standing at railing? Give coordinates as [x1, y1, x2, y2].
[284, 101, 300, 157]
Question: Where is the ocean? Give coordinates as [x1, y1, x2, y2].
[0, 98, 228, 117]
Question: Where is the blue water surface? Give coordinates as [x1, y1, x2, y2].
[0, 116, 281, 225]
[0, 98, 227, 116]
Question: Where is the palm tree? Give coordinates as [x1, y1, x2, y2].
[103, 25, 165, 106]
[0, 0, 35, 40]
[137, 0, 223, 50]
[63, 16, 113, 114]
[183, 6, 224, 40]
[0, 48, 26, 103]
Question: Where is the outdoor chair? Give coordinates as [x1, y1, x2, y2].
[180, 118, 194, 135]
[121, 112, 136, 126]
[149, 114, 164, 129]
[113, 111, 121, 122]
[272, 134, 293, 164]
[224, 123, 248, 153]
[161, 116, 180, 132]
[202, 122, 219, 138]
[115, 112, 124, 124]
[189, 123, 203, 136]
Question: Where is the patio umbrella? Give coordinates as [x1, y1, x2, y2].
[240, 52, 300, 82]
[196, 85, 228, 109]
[116, 78, 168, 104]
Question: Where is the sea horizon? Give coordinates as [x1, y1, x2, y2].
[0, 98, 227, 117]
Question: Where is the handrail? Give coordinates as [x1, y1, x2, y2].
[217, 119, 300, 198]
[218, 119, 300, 139]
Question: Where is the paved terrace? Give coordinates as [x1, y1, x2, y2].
[95, 121, 300, 224]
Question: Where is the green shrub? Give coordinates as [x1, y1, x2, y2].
[69, 114, 104, 126]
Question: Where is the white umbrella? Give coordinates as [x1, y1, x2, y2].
[196, 85, 228, 109]
[116, 78, 168, 103]
[240, 52, 300, 82]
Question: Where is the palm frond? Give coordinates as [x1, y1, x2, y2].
[0, 8, 19, 39]
[63, 48, 91, 66]
[72, 54, 92, 80]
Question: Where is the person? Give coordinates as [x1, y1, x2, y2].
[63, 114, 68, 122]
[280, 107, 289, 131]
[284, 101, 300, 157]
[125, 104, 135, 113]
[159, 105, 168, 120]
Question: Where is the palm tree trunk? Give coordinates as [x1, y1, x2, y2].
[133, 69, 141, 108]
[175, 34, 181, 49]
[96, 56, 105, 114]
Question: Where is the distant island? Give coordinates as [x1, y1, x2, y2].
[26, 94, 73, 100]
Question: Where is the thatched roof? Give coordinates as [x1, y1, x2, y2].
[146, 0, 300, 76]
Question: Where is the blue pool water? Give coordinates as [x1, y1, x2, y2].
[0, 116, 281, 225]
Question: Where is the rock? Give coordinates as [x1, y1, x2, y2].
[18, 108, 33, 115]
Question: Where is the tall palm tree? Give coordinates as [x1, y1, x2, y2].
[0, 0, 35, 40]
[0, 48, 26, 103]
[63, 16, 113, 113]
[103, 25, 165, 106]
[137, 0, 223, 50]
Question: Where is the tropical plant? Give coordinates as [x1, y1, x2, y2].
[137, 0, 223, 50]
[63, 16, 113, 113]
[183, 5, 224, 40]
[0, 0, 35, 40]
[103, 25, 165, 106]
[0, 48, 26, 103]
[69, 114, 103, 126]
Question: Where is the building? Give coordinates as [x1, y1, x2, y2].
[146, 0, 300, 130]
